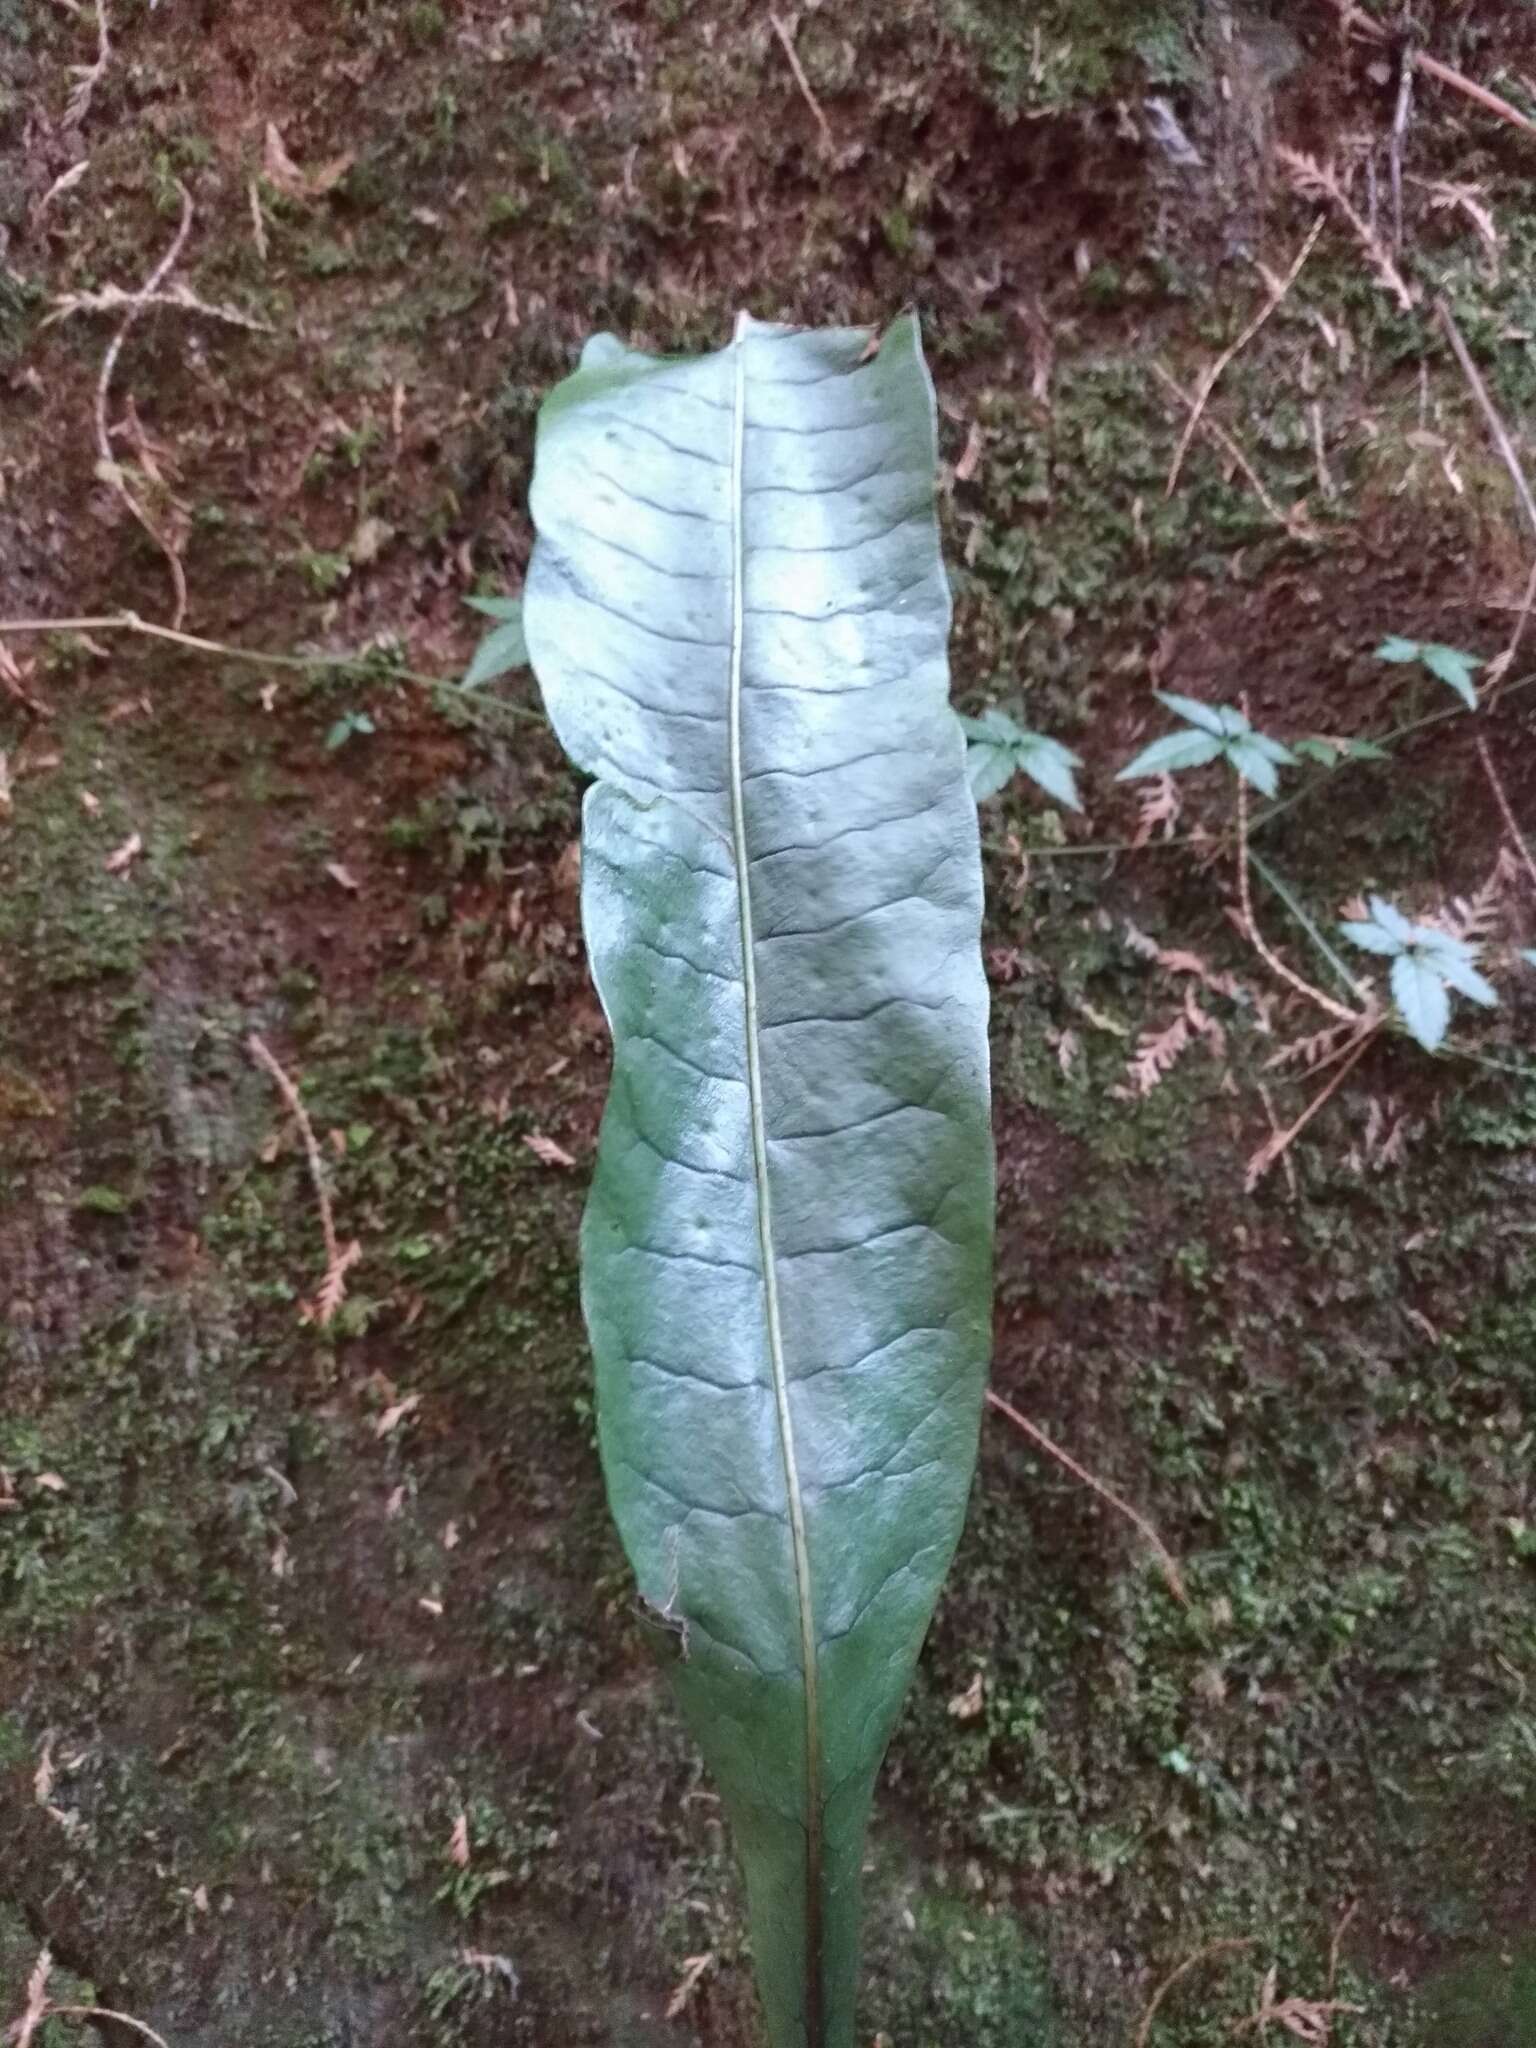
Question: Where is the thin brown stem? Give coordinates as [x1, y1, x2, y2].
[769, 14, 833, 152]
[1134, 1939, 1256, 2048]
[1234, 770, 1360, 1025]
[248, 1034, 339, 1268]
[32, 2010, 170, 2048]
[0, 611, 538, 717]
[985, 1389, 1187, 1605]
[1436, 297, 1536, 539]
[248, 1033, 360, 1325]
[64, 0, 110, 123]
[1152, 363, 1311, 537]
[96, 181, 195, 627]
[1327, 1900, 1361, 1995]
[1276, 147, 1414, 311]
[1166, 217, 1324, 498]
[1244, 1028, 1378, 1192]
[1492, 554, 1536, 704]
[1313, 0, 1536, 139]
[1475, 731, 1536, 894]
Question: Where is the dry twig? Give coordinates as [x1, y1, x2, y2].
[1153, 364, 1310, 537]
[1327, 1901, 1360, 1994]
[5, 1946, 171, 2048]
[1475, 732, 1536, 895]
[1245, 1028, 1377, 1192]
[24, 2008, 171, 2048]
[1234, 773, 1361, 1026]
[1277, 148, 1414, 310]
[248, 1033, 359, 1326]
[1489, 553, 1536, 703]
[1166, 217, 1324, 498]
[1256, 1083, 1300, 1201]
[1314, 0, 1536, 140]
[1134, 1938, 1256, 2048]
[1435, 297, 1536, 539]
[64, 0, 110, 125]
[1410, 176, 1501, 284]
[1232, 1962, 1363, 2041]
[46, 280, 272, 334]
[769, 14, 833, 152]
[1389, 45, 1415, 254]
[95, 181, 196, 628]
[11, 1950, 51, 2048]
[985, 1388, 1187, 1605]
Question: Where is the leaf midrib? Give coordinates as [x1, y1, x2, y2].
[726, 313, 824, 2044]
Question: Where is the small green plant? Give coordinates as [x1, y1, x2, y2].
[326, 709, 376, 750]
[460, 596, 527, 689]
[959, 708, 1082, 808]
[1117, 692, 1296, 796]
[293, 546, 352, 595]
[1375, 635, 1483, 709]
[1340, 896, 1497, 1051]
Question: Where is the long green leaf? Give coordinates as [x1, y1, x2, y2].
[524, 315, 993, 2047]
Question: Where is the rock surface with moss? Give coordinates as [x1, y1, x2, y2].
[3, 2, 1536, 2043]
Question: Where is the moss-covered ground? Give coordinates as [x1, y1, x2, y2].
[4, 2, 1536, 2042]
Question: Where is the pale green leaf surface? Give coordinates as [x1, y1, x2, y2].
[1368, 895, 1415, 944]
[1292, 737, 1339, 767]
[960, 715, 1083, 808]
[1418, 642, 1481, 708]
[1434, 951, 1498, 1006]
[1154, 689, 1229, 735]
[965, 744, 1020, 801]
[1340, 919, 1402, 956]
[1117, 727, 1226, 778]
[462, 612, 529, 687]
[523, 315, 992, 2048]
[1392, 951, 1450, 1049]
[1014, 733, 1084, 809]
[1224, 738, 1281, 797]
[1245, 731, 1298, 766]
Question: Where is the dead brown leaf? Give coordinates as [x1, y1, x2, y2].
[104, 830, 142, 874]
[16, 1947, 52, 2048]
[666, 1952, 715, 2022]
[262, 123, 354, 201]
[946, 1671, 985, 1720]
[954, 420, 985, 483]
[309, 1238, 361, 1328]
[524, 1133, 576, 1169]
[1233, 1963, 1362, 2042]
[41, 159, 92, 209]
[375, 1392, 421, 1438]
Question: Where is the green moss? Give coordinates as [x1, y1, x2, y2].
[943, 0, 1199, 111]
[870, 1890, 1061, 2044]
[1419, 1943, 1536, 2047]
